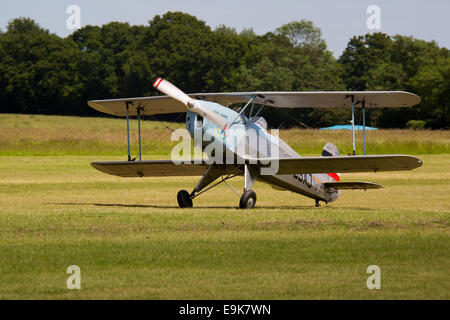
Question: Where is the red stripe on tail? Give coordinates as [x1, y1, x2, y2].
[327, 173, 340, 181]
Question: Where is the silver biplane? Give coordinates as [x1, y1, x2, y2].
[88, 78, 423, 209]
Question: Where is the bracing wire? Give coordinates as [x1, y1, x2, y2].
[139, 113, 185, 156]
[279, 108, 311, 129]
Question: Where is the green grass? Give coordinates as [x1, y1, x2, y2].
[0, 114, 449, 299]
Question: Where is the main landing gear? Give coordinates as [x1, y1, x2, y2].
[315, 199, 328, 207]
[239, 190, 257, 209]
[177, 190, 193, 208]
[176, 164, 258, 209]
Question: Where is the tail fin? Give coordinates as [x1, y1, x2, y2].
[322, 142, 339, 157]
[322, 143, 340, 181]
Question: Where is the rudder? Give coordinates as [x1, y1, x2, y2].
[322, 142, 339, 157]
[322, 142, 340, 182]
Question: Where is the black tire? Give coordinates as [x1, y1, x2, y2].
[177, 190, 193, 208]
[239, 190, 257, 209]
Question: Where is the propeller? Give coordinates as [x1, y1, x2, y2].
[153, 77, 228, 129]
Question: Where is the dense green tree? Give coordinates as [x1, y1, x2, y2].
[0, 18, 80, 114]
[236, 21, 346, 128]
[407, 55, 450, 128]
[339, 33, 393, 91]
[203, 25, 253, 92]
[276, 20, 326, 52]
[339, 32, 449, 128]
[0, 14, 447, 128]
[143, 12, 215, 93]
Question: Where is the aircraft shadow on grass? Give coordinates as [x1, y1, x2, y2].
[48, 202, 374, 211]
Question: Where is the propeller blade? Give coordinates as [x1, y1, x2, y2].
[153, 77, 228, 129]
[153, 77, 190, 105]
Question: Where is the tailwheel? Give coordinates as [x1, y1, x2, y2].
[177, 190, 193, 208]
[239, 190, 257, 209]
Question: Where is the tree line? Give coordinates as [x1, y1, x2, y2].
[0, 12, 448, 129]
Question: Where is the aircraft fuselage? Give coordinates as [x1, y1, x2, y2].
[185, 100, 339, 203]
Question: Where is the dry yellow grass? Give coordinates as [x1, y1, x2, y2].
[0, 114, 448, 156]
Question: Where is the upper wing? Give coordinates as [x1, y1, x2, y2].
[88, 91, 420, 116]
[255, 155, 422, 174]
[189, 91, 421, 108]
[88, 96, 186, 117]
[91, 160, 237, 177]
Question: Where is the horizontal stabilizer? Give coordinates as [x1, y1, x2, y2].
[324, 181, 382, 190]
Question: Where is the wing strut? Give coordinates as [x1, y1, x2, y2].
[362, 100, 366, 155]
[349, 95, 368, 156]
[137, 106, 142, 161]
[351, 95, 356, 156]
[125, 101, 132, 161]
[124, 101, 143, 162]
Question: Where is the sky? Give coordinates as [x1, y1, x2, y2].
[1, 0, 448, 57]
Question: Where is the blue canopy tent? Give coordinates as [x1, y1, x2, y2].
[321, 125, 378, 131]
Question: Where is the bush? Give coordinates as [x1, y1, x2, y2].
[406, 120, 425, 130]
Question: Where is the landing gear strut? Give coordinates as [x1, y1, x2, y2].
[239, 164, 258, 209]
[177, 164, 259, 209]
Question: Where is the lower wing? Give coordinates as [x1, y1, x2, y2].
[255, 155, 422, 174]
[91, 160, 236, 177]
[91, 155, 422, 178]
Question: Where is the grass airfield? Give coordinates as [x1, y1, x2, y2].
[0, 114, 449, 299]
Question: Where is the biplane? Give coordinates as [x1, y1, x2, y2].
[88, 78, 423, 209]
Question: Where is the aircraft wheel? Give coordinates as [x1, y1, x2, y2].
[177, 190, 193, 208]
[239, 190, 257, 209]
